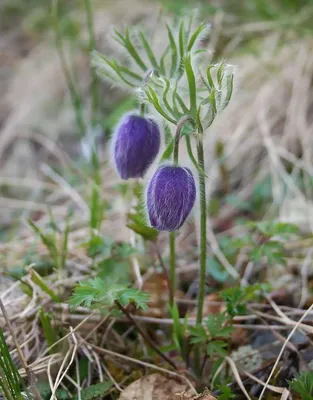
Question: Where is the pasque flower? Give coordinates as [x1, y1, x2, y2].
[147, 165, 196, 231]
[113, 113, 161, 179]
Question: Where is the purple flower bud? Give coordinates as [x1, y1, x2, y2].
[147, 165, 196, 231]
[113, 113, 161, 179]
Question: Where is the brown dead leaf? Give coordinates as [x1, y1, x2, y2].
[141, 273, 183, 318]
[190, 293, 225, 318]
[231, 326, 249, 348]
[118, 373, 194, 400]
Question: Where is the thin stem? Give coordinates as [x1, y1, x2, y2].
[195, 136, 207, 376]
[196, 137, 207, 324]
[169, 231, 176, 307]
[114, 301, 177, 370]
[140, 68, 154, 117]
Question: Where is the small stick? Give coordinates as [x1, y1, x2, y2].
[0, 298, 43, 400]
[114, 300, 177, 370]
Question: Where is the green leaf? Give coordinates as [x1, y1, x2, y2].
[250, 241, 285, 265]
[127, 213, 159, 241]
[92, 51, 137, 87]
[185, 135, 208, 178]
[159, 45, 169, 76]
[187, 22, 207, 51]
[217, 385, 235, 400]
[207, 340, 228, 357]
[118, 288, 150, 310]
[222, 73, 234, 110]
[97, 258, 129, 283]
[39, 308, 59, 352]
[206, 65, 215, 90]
[184, 53, 197, 116]
[189, 324, 207, 345]
[160, 136, 175, 162]
[28, 219, 59, 268]
[178, 20, 186, 61]
[166, 24, 178, 77]
[0, 329, 25, 399]
[145, 85, 177, 124]
[221, 287, 247, 317]
[139, 31, 159, 70]
[169, 303, 189, 360]
[70, 278, 149, 311]
[217, 62, 225, 87]
[114, 27, 147, 71]
[206, 313, 232, 338]
[161, 77, 176, 117]
[288, 372, 313, 400]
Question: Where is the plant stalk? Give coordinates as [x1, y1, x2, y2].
[195, 136, 207, 376]
[169, 231, 176, 307]
[196, 137, 207, 324]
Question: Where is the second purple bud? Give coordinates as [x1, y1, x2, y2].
[146, 165, 196, 231]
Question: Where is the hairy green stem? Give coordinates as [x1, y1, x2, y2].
[196, 137, 207, 324]
[195, 137, 207, 375]
[169, 231, 176, 307]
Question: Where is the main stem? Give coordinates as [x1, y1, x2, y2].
[195, 137, 207, 376]
[169, 231, 176, 306]
[196, 137, 207, 325]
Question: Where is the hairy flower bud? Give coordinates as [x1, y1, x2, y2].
[113, 113, 161, 179]
[146, 165, 196, 231]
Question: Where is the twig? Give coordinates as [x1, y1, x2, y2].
[0, 298, 43, 400]
[84, 341, 197, 395]
[114, 301, 177, 370]
[259, 302, 313, 399]
[225, 356, 252, 400]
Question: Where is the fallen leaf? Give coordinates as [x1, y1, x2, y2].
[141, 273, 183, 318]
[190, 293, 225, 318]
[118, 373, 194, 400]
[231, 326, 249, 348]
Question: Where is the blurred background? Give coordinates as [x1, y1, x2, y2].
[1, 0, 313, 264]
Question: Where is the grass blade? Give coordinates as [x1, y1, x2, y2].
[29, 268, 62, 303]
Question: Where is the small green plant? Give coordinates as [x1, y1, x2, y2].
[189, 312, 233, 358]
[70, 277, 149, 310]
[28, 211, 70, 274]
[288, 371, 313, 400]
